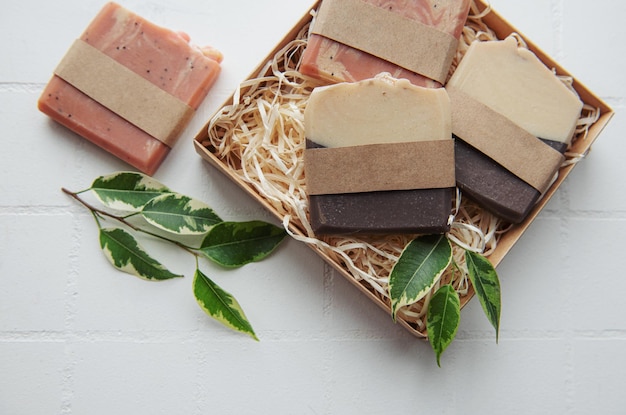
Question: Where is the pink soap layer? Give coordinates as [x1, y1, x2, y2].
[301, 0, 470, 87]
[38, 2, 221, 175]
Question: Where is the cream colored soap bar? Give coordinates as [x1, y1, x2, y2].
[306, 75, 451, 147]
[446, 35, 581, 224]
[447, 36, 583, 144]
[304, 74, 455, 235]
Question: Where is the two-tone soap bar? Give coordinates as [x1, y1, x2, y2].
[38, 2, 222, 175]
[301, 0, 471, 87]
[446, 35, 583, 223]
[304, 74, 455, 235]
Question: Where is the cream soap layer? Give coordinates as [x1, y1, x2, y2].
[305, 75, 451, 148]
[447, 36, 583, 144]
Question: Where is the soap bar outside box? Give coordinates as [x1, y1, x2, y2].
[39, 2, 221, 175]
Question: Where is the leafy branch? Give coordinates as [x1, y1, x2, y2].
[62, 187, 197, 256]
[63, 171, 288, 340]
[388, 234, 501, 366]
[66, 172, 500, 359]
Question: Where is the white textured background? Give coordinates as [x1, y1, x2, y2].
[1, 0, 624, 413]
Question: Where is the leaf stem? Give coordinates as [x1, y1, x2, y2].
[61, 187, 199, 257]
[90, 209, 103, 229]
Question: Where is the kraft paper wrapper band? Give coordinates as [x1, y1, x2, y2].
[54, 39, 194, 147]
[448, 87, 564, 195]
[304, 140, 455, 195]
[310, 0, 457, 84]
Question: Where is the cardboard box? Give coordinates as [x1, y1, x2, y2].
[194, 0, 614, 337]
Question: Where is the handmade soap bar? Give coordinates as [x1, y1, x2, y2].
[446, 36, 583, 223]
[304, 74, 455, 235]
[38, 2, 222, 175]
[301, 0, 471, 87]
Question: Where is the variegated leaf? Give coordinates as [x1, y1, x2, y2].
[199, 221, 287, 268]
[427, 284, 460, 367]
[140, 193, 222, 235]
[99, 227, 183, 280]
[193, 268, 258, 340]
[465, 250, 501, 341]
[389, 234, 452, 320]
[91, 171, 171, 212]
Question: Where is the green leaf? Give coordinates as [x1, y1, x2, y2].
[193, 268, 258, 340]
[91, 171, 171, 212]
[140, 193, 222, 235]
[388, 234, 452, 319]
[427, 284, 461, 367]
[465, 250, 501, 341]
[99, 227, 183, 280]
[199, 221, 287, 268]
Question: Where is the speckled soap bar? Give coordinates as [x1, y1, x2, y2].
[38, 2, 222, 175]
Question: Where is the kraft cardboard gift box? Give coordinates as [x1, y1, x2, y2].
[194, 0, 614, 337]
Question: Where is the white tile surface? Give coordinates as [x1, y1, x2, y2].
[0, 342, 66, 415]
[1, 0, 624, 413]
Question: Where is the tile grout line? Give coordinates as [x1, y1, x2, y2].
[556, 91, 577, 414]
[552, 2, 576, 410]
[0, 82, 46, 93]
[321, 263, 335, 415]
[560, 215, 576, 414]
[59, 202, 84, 414]
[551, 0, 565, 62]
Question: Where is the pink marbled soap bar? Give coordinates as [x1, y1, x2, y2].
[38, 2, 222, 175]
[301, 0, 470, 87]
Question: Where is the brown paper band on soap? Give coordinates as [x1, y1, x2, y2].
[310, 0, 457, 84]
[447, 87, 564, 195]
[54, 39, 194, 147]
[304, 140, 455, 195]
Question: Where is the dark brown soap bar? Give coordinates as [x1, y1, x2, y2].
[454, 135, 567, 224]
[306, 139, 453, 235]
[308, 190, 453, 235]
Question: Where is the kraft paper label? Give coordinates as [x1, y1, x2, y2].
[54, 39, 194, 147]
[304, 140, 455, 195]
[310, 0, 457, 84]
[447, 87, 565, 194]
